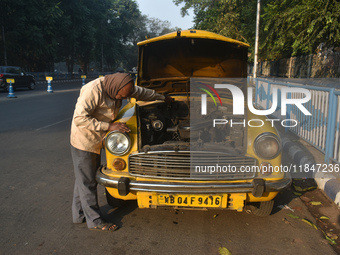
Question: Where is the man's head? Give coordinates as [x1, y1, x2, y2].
[115, 81, 133, 99]
[103, 73, 134, 99]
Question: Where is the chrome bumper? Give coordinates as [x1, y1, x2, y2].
[96, 167, 291, 197]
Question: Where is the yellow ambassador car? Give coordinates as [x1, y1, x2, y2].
[96, 30, 291, 216]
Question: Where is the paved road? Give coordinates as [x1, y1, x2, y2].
[0, 82, 337, 255]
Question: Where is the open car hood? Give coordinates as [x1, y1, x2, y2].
[137, 30, 249, 92]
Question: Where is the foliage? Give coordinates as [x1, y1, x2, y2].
[0, 0, 63, 70]
[173, 0, 267, 60]
[262, 0, 340, 59]
[173, 0, 340, 60]
[0, 0, 175, 72]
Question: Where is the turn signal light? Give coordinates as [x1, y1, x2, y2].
[113, 158, 126, 171]
[260, 162, 273, 176]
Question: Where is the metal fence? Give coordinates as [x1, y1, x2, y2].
[254, 78, 340, 164]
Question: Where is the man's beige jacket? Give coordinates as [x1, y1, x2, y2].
[70, 77, 164, 154]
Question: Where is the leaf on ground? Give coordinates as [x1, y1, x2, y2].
[319, 216, 329, 220]
[321, 230, 338, 245]
[219, 247, 232, 255]
[301, 218, 318, 230]
[287, 213, 300, 219]
[325, 236, 337, 245]
[293, 185, 303, 192]
[300, 196, 311, 203]
[293, 192, 302, 196]
[310, 201, 322, 206]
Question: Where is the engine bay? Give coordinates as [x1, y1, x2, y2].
[137, 98, 246, 155]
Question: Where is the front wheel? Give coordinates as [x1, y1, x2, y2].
[2, 82, 9, 92]
[28, 81, 35, 90]
[105, 188, 127, 208]
[247, 200, 274, 216]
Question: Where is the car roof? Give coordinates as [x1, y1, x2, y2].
[137, 29, 250, 48]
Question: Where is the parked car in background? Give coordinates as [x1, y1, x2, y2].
[0, 66, 35, 91]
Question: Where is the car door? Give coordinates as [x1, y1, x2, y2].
[15, 67, 25, 87]
[6, 67, 21, 88]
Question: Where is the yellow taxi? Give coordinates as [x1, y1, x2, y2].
[96, 30, 291, 216]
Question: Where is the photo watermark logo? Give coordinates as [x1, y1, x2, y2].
[189, 78, 315, 180]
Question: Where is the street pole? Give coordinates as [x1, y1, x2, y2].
[2, 24, 7, 65]
[253, 0, 261, 79]
[101, 43, 104, 73]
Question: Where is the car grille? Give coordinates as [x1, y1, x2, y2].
[128, 151, 257, 180]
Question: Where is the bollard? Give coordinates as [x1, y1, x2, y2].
[81, 75, 86, 86]
[6, 79, 17, 98]
[46, 76, 53, 93]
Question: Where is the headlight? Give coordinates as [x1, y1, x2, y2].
[105, 131, 131, 156]
[254, 133, 281, 159]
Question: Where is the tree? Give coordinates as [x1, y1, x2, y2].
[173, 0, 340, 61]
[262, 0, 340, 59]
[0, 0, 62, 71]
[57, 0, 104, 73]
[172, 0, 262, 60]
[0, 0, 178, 72]
[173, 0, 252, 42]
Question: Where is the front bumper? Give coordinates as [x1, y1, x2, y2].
[96, 166, 292, 198]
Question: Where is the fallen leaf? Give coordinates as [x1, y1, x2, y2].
[287, 213, 300, 219]
[300, 196, 311, 203]
[282, 218, 294, 227]
[320, 216, 329, 220]
[293, 185, 303, 192]
[320, 230, 337, 245]
[325, 235, 337, 245]
[293, 206, 302, 211]
[310, 201, 322, 206]
[293, 192, 302, 196]
[301, 218, 318, 230]
[219, 247, 232, 255]
[214, 214, 219, 218]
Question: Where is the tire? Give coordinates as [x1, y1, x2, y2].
[28, 81, 35, 90]
[247, 200, 274, 216]
[3, 82, 9, 92]
[105, 188, 127, 208]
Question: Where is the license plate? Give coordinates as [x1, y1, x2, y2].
[157, 194, 223, 208]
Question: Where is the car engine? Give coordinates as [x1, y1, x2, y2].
[138, 99, 246, 155]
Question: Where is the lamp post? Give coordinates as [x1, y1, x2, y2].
[101, 18, 111, 73]
[253, 0, 261, 79]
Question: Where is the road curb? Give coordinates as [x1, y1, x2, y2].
[36, 79, 82, 85]
[281, 136, 340, 208]
[314, 172, 340, 208]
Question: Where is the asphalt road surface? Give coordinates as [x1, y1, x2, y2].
[0, 81, 337, 255]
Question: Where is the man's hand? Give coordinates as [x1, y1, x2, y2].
[108, 122, 131, 132]
[164, 95, 174, 105]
